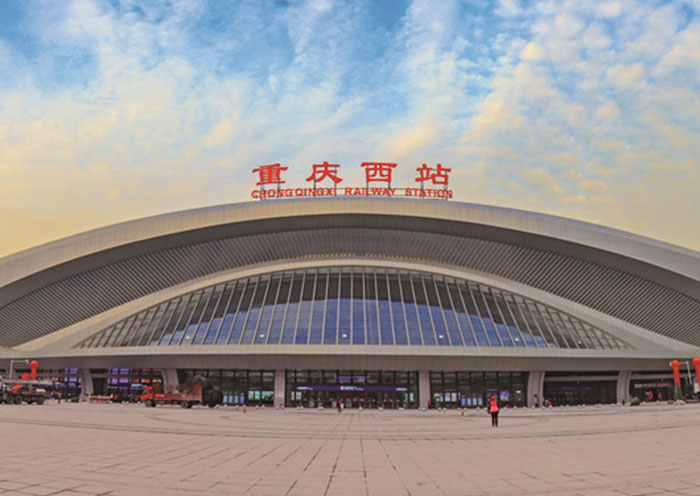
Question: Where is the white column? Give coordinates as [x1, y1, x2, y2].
[527, 371, 545, 407]
[418, 370, 430, 408]
[79, 369, 93, 396]
[617, 370, 631, 404]
[274, 369, 285, 408]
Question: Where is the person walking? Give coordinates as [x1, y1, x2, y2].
[488, 395, 500, 427]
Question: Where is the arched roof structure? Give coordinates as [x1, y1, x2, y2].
[1, 198, 699, 369]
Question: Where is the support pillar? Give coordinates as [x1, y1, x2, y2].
[162, 369, 179, 390]
[527, 371, 545, 407]
[616, 370, 632, 404]
[274, 369, 285, 408]
[418, 370, 430, 409]
[79, 369, 93, 396]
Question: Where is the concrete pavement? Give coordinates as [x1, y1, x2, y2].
[1, 402, 699, 495]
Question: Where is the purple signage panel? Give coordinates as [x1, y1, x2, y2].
[296, 385, 407, 392]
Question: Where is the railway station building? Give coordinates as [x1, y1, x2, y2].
[1, 198, 699, 408]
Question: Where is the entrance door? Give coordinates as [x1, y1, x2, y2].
[92, 377, 106, 396]
[544, 380, 617, 405]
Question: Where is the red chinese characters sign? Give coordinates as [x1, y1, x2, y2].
[253, 163, 288, 186]
[251, 161, 452, 200]
[361, 162, 397, 184]
[415, 163, 451, 185]
[306, 162, 343, 185]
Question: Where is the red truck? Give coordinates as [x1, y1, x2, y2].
[141, 383, 222, 408]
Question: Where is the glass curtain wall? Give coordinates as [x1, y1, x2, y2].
[178, 369, 275, 406]
[543, 372, 618, 405]
[56, 368, 82, 398]
[89, 368, 162, 400]
[630, 370, 697, 402]
[429, 371, 527, 408]
[77, 267, 629, 351]
[286, 370, 419, 409]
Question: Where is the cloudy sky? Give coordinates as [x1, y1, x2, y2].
[1, 0, 699, 257]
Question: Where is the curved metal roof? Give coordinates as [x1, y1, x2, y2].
[1, 198, 699, 348]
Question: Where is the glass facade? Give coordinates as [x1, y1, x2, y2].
[178, 369, 275, 406]
[543, 372, 618, 406]
[629, 370, 696, 402]
[90, 368, 163, 400]
[76, 267, 629, 350]
[55, 368, 82, 398]
[286, 370, 418, 409]
[429, 371, 527, 408]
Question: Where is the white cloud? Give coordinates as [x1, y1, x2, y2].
[497, 0, 521, 17]
[553, 14, 585, 38]
[654, 21, 700, 81]
[450, 0, 700, 250]
[595, 101, 620, 120]
[607, 63, 645, 89]
[1, 0, 700, 257]
[598, 1, 623, 18]
[520, 42, 542, 61]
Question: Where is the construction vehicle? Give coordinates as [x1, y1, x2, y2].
[0, 360, 52, 405]
[0, 377, 51, 404]
[141, 382, 223, 408]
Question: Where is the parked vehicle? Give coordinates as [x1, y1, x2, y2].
[141, 383, 223, 408]
[1, 379, 51, 404]
[0, 360, 52, 405]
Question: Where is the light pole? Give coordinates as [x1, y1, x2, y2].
[8, 359, 29, 380]
[682, 361, 693, 384]
[683, 360, 698, 395]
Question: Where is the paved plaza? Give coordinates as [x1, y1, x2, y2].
[1, 402, 700, 496]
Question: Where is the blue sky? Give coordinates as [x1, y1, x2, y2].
[1, 0, 699, 256]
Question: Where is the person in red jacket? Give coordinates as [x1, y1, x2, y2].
[489, 395, 500, 427]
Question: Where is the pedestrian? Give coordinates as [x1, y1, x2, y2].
[488, 395, 499, 427]
[337, 399, 343, 413]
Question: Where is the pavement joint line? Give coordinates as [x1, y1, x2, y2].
[322, 439, 345, 496]
[238, 440, 301, 495]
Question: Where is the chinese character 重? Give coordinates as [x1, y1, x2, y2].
[253, 163, 288, 186]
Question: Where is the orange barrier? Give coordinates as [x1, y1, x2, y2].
[89, 396, 110, 404]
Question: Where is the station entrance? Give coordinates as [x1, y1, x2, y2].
[285, 370, 418, 409]
[178, 369, 275, 406]
[543, 372, 618, 405]
[629, 370, 697, 402]
[429, 371, 527, 408]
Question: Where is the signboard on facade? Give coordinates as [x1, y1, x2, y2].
[251, 161, 453, 200]
[295, 385, 408, 392]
